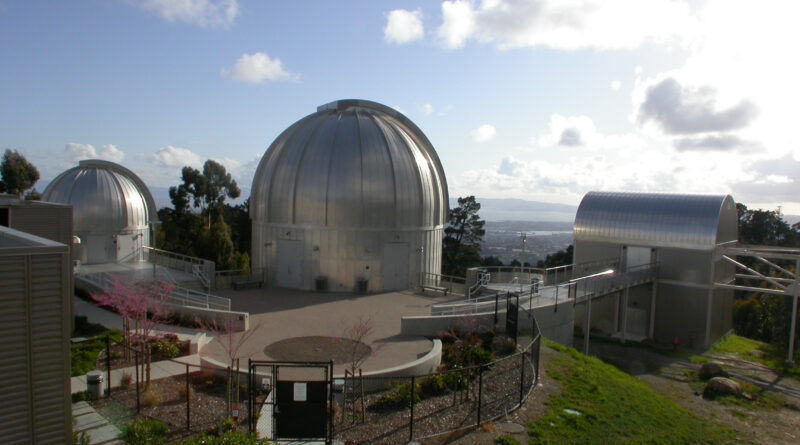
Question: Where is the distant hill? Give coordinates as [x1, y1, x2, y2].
[451, 197, 577, 222]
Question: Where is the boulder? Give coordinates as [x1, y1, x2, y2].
[698, 362, 728, 380]
[703, 377, 742, 399]
[748, 350, 765, 359]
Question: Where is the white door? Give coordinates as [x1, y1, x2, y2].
[625, 246, 652, 271]
[276, 239, 303, 289]
[381, 243, 409, 291]
[87, 235, 112, 264]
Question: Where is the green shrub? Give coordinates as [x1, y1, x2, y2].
[151, 340, 179, 359]
[206, 416, 236, 436]
[119, 419, 168, 445]
[73, 316, 107, 337]
[494, 435, 520, 445]
[71, 390, 97, 403]
[179, 431, 270, 444]
[371, 381, 421, 410]
[420, 374, 449, 397]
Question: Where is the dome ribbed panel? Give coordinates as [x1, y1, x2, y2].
[251, 100, 448, 230]
[358, 111, 396, 227]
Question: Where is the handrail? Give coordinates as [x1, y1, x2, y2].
[76, 271, 230, 311]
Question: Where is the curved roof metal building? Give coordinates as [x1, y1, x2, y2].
[251, 99, 448, 229]
[574, 192, 738, 250]
[43, 160, 157, 233]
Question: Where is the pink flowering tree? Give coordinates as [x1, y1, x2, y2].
[91, 274, 173, 388]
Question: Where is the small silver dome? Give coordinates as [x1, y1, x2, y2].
[43, 160, 157, 233]
[251, 99, 448, 229]
[42, 160, 157, 264]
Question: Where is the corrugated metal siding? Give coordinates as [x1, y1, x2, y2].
[9, 206, 73, 246]
[0, 251, 70, 444]
[574, 192, 736, 251]
[30, 254, 70, 444]
[0, 256, 32, 444]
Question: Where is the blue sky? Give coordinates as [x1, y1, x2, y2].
[2, 1, 798, 213]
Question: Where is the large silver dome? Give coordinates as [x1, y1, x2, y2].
[251, 99, 448, 228]
[43, 159, 157, 264]
[251, 99, 448, 292]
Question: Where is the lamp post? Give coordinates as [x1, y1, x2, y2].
[150, 221, 161, 280]
[519, 233, 527, 292]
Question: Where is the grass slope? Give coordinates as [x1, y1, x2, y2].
[708, 335, 800, 379]
[528, 340, 733, 445]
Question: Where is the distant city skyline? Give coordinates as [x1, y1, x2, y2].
[2, 1, 797, 213]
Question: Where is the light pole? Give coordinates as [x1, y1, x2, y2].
[519, 233, 527, 292]
[150, 221, 162, 280]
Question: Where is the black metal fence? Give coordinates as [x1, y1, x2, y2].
[333, 314, 542, 444]
[72, 334, 253, 440]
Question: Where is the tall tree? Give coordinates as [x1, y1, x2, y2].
[737, 203, 798, 246]
[169, 160, 240, 227]
[442, 196, 486, 276]
[0, 149, 40, 195]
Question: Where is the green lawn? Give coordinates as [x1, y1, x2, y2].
[527, 340, 734, 445]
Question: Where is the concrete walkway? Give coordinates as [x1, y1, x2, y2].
[72, 401, 123, 445]
[72, 354, 201, 394]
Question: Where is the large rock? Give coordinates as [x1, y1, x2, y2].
[698, 362, 728, 380]
[703, 377, 742, 399]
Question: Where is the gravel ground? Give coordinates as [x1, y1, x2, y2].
[90, 371, 252, 442]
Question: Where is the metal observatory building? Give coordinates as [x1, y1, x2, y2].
[42, 159, 158, 265]
[573, 192, 738, 348]
[250, 99, 448, 292]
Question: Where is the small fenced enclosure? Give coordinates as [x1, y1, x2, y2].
[332, 315, 542, 444]
[247, 361, 333, 444]
[72, 333, 256, 442]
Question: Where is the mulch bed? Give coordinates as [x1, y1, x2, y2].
[334, 354, 535, 444]
[90, 371, 252, 442]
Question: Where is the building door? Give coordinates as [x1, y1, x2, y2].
[625, 246, 652, 271]
[276, 239, 303, 289]
[86, 235, 112, 264]
[381, 242, 408, 291]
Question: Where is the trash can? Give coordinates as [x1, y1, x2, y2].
[86, 370, 104, 399]
[356, 278, 368, 294]
[315, 276, 328, 292]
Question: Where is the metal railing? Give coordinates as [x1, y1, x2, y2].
[419, 272, 467, 296]
[142, 247, 215, 289]
[77, 271, 231, 311]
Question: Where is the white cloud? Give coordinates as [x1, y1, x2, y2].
[422, 103, 434, 115]
[610, 80, 621, 90]
[151, 146, 203, 168]
[221, 52, 293, 84]
[436, 0, 695, 50]
[437, 1, 477, 49]
[64, 143, 125, 163]
[99, 144, 125, 162]
[384, 9, 425, 44]
[470, 124, 496, 142]
[133, 0, 239, 29]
